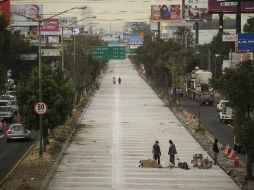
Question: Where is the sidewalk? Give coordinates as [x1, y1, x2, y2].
[46, 59, 240, 190]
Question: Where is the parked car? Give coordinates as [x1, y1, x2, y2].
[5, 123, 31, 142]
[217, 100, 229, 111]
[171, 88, 184, 97]
[199, 95, 214, 106]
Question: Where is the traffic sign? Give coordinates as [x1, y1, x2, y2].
[238, 33, 254, 51]
[34, 102, 48, 115]
[41, 49, 61, 57]
[91, 46, 126, 60]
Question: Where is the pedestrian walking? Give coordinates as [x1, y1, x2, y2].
[152, 140, 161, 165]
[168, 140, 177, 167]
[118, 77, 121, 84]
[112, 77, 116, 84]
[213, 138, 219, 165]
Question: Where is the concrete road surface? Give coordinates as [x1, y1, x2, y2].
[46, 59, 239, 190]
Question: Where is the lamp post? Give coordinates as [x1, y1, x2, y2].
[2, 6, 87, 158]
[61, 16, 96, 71]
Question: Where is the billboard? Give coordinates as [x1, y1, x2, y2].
[238, 33, 254, 51]
[123, 33, 143, 45]
[208, 0, 254, 13]
[41, 18, 59, 35]
[185, 0, 212, 21]
[0, 0, 10, 26]
[11, 4, 43, 26]
[151, 5, 181, 22]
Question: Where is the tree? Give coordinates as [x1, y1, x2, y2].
[243, 16, 254, 33]
[173, 26, 193, 48]
[130, 22, 153, 43]
[210, 61, 254, 179]
[237, 120, 254, 179]
[16, 64, 75, 150]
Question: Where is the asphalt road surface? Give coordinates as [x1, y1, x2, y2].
[0, 131, 38, 181]
[179, 97, 234, 146]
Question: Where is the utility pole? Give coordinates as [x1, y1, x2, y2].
[157, 22, 160, 39]
[236, 0, 241, 34]
[219, 12, 224, 33]
[195, 21, 199, 46]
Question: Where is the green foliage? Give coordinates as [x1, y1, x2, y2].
[130, 22, 153, 43]
[236, 120, 254, 148]
[133, 38, 195, 88]
[16, 64, 75, 131]
[243, 16, 254, 33]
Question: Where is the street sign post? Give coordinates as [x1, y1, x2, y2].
[41, 49, 61, 56]
[34, 102, 48, 115]
[238, 33, 254, 51]
[91, 46, 126, 60]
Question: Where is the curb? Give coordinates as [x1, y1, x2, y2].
[42, 72, 104, 190]
[0, 138, 39, 187]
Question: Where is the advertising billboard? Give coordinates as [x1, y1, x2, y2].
[11, 4, 43, 26]
[185, 0, 212, 21]
[238, 33, 254, 51]
[123, 33, 143, 45]
[151, 5, 181, 22]
[0, 0, 10, 26]
[41, 18, 59, 35]
[208, 0, 254, 13]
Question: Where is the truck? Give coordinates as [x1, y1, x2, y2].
[219, 102, 233, 123]
[186, 68, 214, 105]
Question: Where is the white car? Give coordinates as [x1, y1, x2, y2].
[5, 123, 31, 142]
[216, 100, 229, 111]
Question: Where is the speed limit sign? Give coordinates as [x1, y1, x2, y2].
[34, 102, 48, 115]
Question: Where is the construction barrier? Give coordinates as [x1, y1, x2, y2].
[229, 150, 237, 160]
[224, 144, 232, 156]
[187, 114, 193, 122]
[234, 157, 241, 168]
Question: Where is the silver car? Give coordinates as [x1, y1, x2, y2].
[5, 123, 31, 142]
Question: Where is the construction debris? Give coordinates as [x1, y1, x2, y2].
[191, 154, 213, 169]
[138, 159, 160, 168]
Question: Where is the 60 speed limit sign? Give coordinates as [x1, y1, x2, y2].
[34, 102, 48, 115]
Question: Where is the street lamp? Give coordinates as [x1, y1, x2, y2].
[1, 6, 87, 158]
[61, 16, 96, 71]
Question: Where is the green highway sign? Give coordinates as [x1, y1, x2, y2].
[91, 46, 126, 60]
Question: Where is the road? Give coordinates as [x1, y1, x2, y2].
[0, 131, 38, 181]
[179, 97, 234, 146]
[46, 59, 239, 190]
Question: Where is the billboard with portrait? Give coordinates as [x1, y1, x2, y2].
[185, 0, 212, 21]
[0, 0, 10, 26]
[151, 5, 181, 22]
[208, 0, 254, 13]
[11, 4, 43, 26]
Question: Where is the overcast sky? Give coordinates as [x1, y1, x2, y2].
[11, 0, 253, 33]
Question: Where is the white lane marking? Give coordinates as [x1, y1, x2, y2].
[227, 124, 233, 128]
[0, 135, 4, 139]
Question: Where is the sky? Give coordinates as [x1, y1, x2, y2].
[10, 0, 254, 33]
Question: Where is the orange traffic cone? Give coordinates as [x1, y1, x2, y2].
[229, 150, 237, 160]
[234, 157, 241, 168]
